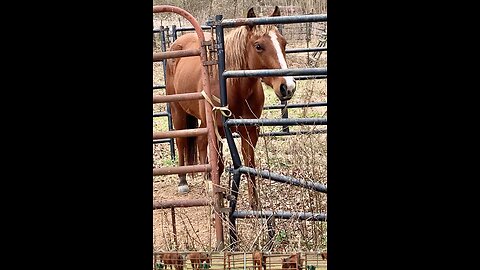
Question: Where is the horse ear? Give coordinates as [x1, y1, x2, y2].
[247, 7, 256, 18]
[271, 6, 281, 17]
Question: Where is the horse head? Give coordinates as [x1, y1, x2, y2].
[244, 6, 296, 101]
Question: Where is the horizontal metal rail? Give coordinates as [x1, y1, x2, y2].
[153, 198, 210, 209]
[153, 164, 211, 176]
[153, 112, 168, 117]
[153, 85, 165, 89]
[232, 210, 327, 221]
[236, 166, 327, 193]
[223, 67, 327, 78]
[263, 102, 327, 110]
[154, 103, 326, 116]
[153, 92, 204, 103]
[152, 28, 168, 33]
[226, 117, 327, 126]
[294, 75, 327, 80]
[173, 26, 210, 32]
[153, 128, 207, 139]
[286, 47, 327, 53]
[260, 130, 327, 137]
[153, 138, 170, 144]
[208, 14, 327, 28]
[153, 49, 200, 61]
[231, 129, 327, 138]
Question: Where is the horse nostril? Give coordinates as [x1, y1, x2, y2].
[280, 84, 287, 97]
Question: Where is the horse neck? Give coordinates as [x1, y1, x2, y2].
[227, 77, 259, 101]
[224, 27, 261, 100]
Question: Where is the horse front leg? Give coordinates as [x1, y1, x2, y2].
[239, 126, 260, 210]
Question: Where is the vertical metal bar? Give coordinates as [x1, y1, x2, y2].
[228, 169, 241, 250]
[164, 26, 170, 48]
[243, 252, 246, 270]
[171, 207, 178, 248]
[280, 101, 289, 132]
[227, 252, 231, 270]
[153, 21, 156, 48]
[160, 26, 176, 161]
[215, 15, 242, 250]
[215, 14, 242, 168]
[171, 25, 178, 41]
[199, 20, 224, 253]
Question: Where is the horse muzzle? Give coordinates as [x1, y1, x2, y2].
[278, 83, 296, 101]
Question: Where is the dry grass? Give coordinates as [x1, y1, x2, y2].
[153, 31, 327, 253]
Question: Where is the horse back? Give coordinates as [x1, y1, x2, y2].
[166, 32, 214, 120]
[166, 32, 213, 94]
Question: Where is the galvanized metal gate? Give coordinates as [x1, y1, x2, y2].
[207, 12, 328, 250]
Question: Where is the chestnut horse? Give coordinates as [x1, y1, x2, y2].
[161, 252, 185, 270]
[252, 251, 266, 270]
[187, 252, 211, 270]
[166, 6, 296, 209]
[281, 254, 304, 270]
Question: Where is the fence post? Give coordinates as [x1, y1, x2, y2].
[171, 25, 177, 41]
[171, 207, 178, 249]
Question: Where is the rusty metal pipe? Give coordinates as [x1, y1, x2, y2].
[153, 198, 210, 209]
[153, 92, 204, 103]
[152, 49, 200, 61]
[171, 207, 178, 248]
[153, 164, 211, 176]
[153, 128, 208, 139]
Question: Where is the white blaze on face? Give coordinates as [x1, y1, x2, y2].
[268, 30, 296, 92]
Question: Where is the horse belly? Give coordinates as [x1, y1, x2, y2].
[173, 57, 204, 118]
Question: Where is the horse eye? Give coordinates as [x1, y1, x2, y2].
[255, 44, 263, 51]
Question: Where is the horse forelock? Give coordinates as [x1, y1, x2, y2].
[224, 24, 278, 70]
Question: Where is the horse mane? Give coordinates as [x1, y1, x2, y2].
[224, 24, 277, 70]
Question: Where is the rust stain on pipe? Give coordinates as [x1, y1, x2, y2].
[153, 164, 211, 176]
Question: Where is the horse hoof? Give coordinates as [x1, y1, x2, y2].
[178, 185, 189, 194]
